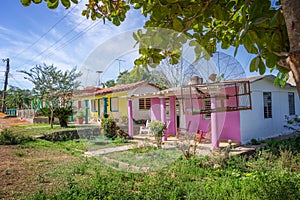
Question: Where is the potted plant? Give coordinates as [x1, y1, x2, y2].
[150, 121, 167, 148]
[75, 109, 85, 124]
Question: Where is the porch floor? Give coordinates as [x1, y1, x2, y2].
[133, 134, 238, 149]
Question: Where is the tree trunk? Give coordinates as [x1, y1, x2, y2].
[281, 0, 300, 98]
[50, 108, 54, 129]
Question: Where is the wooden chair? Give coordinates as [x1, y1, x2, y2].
[195, 124, 211, 143]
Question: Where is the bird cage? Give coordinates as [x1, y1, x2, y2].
[181, 80, 252, 115]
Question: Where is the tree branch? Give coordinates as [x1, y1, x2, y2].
[182, 0, 213, 33]
[277, 57, 291, 70]
[273, 51, 289, 57]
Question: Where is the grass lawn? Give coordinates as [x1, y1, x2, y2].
[7, 123, 82, 136]
[99, 146, 183, 171]
[1, 125, 300, 199]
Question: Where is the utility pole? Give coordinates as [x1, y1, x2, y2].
[115, 59, 125, 74]
[96, 70, 103, 87]
[2, 58, 9, 113]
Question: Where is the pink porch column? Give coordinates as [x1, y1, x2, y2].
[128, 99, 134, 137]
[160, 98, 167, 141]
[211, 97, 219, 149]
[168, 96, 176, 135]
[160, 98, 166, 122]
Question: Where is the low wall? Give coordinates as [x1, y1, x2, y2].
[39, 127, 101, 141]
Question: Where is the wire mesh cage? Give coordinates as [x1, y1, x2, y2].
[181, 80, 252, 114]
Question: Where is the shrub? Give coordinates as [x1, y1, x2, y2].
[0, 128, 34, 145]
[100, 118, 128, 139]
[250, 138, 260, 145]
[150, 121, 166, 148]
[100, 118, 118, 138]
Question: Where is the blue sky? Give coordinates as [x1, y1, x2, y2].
[0, 0, 262, 89]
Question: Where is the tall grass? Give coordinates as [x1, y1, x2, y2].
[21, 135, 300, 200]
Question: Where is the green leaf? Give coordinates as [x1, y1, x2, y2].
[96, 12, 102, 18]
[70, 0, 78, 3]
[166, 0, 178, 3]
[82, 10, 87, 16]
[253, 17, 268, 25]
[259, 60, 266, 74]
[133, 32, 140, 41]
[133, 3, 142, 9]
[250, 56, 260, 72]
[61, 0, 71, 8]
[32, 0, 42, 3]
[21, 0, 31, 7]
[47, 0, 59, 9]
[270, 10, 279, 27]
[173, 17, 184, 31]
[134, 58, 143, 66]
[265, 53, 278, 68]
[112, 18, 121, 26]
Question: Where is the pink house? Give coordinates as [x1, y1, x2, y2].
[129, 79, 252, 149]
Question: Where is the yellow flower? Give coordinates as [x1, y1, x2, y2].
[246, 173, 251, 177]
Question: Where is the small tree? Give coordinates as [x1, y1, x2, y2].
[6, 86, 32, 109]
[21, 64, 81, 128]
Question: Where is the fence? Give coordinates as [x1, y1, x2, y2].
[6, 108, 17, 117]
[17, 109, 35, 119]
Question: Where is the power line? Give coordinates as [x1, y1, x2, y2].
[14, 18, 87, 70]
[14, 20, 101, 71]
[11, 1, 81, 61]
[46, 20, 102, 58]
[9, 74, 25, 89]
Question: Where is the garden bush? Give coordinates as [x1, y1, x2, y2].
[150, 121, 166, 148]
[100, 117, 128, 139]
[0, 128, 34, 145]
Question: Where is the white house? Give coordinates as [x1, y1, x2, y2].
[240, 75, 300, 143]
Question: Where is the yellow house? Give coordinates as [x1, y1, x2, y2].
[73, 81, 160, 124]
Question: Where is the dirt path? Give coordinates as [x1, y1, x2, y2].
[0, 116, 30, 131]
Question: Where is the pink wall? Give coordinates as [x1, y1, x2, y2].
[219, 111, 241, 141]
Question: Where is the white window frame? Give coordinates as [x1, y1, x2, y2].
[110, 97, 119, 112]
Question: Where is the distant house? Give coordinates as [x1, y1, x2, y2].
[130, 75, 300, 147]
[73, 81, 160, 124]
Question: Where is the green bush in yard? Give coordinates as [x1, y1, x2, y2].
[100, 117, 128, 139]
[0, 128, 34, 145]
[150, 121, 166, 148]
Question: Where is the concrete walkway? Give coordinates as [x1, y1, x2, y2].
[84, 135, 259, 157]
[84, 144, 137, 156]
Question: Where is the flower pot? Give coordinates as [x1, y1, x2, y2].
[77, 118, 84, 124]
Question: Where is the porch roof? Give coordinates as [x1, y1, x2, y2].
[74, 81, 160, 99]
